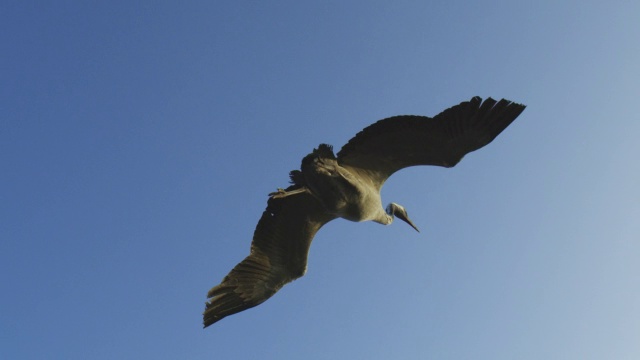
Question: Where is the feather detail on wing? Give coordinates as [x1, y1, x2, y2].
[203, 188, 335, 327]
[336, 97, 526, 189]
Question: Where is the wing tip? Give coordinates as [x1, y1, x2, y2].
[475, 96, 527, 145]
[203, 303, 220, 328]
[475, 96, 526, 112]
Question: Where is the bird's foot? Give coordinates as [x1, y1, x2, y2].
[269, 187, 307, 199]
[269, 188, 287, 198]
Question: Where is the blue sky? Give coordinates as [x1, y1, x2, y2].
[2, 1, 639, 359]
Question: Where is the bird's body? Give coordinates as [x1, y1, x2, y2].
[203, 96, 526, 327]
[293, 144, 387, 223]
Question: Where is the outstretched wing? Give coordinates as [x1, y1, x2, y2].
[203, 188, 336, 327]
[336, 97, 526, 189]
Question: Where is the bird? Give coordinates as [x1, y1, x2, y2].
[203, 96, 526, 327]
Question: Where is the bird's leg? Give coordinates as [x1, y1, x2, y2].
[268, 187, 308, 199]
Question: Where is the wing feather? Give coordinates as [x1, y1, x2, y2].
[336, 97, 526, 188]
[203, 188, 335, 327]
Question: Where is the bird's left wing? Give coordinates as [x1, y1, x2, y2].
[203, 188, 336, 327]
[336, 97, 526, 189]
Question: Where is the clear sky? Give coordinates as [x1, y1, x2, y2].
[2, 1, 639, 359]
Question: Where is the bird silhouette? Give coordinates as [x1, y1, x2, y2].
[203, 96, 526, 327]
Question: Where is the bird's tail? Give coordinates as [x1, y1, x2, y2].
[289, 144, 336, 187]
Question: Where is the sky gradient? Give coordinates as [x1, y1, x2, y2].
[2, 1, 639, 359]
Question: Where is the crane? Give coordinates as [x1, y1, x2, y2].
[203, 96, 526, 327]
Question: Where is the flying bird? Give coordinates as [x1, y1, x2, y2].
[203, 96, 526, 327]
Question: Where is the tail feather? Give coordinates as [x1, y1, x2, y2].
[290, 144, 337, 187]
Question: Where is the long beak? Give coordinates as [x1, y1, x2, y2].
[395, 211, 420, 233]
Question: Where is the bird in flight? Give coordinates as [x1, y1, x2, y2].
[203, 96, 526, 327]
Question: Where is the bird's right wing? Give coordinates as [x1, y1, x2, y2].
[336, 97, 526, 189]
[203, 188, 336, 327]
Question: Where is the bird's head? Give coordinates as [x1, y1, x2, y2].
[386, 202, 420, 232]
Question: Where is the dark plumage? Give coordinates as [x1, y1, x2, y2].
[203, 96, 526, 327]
